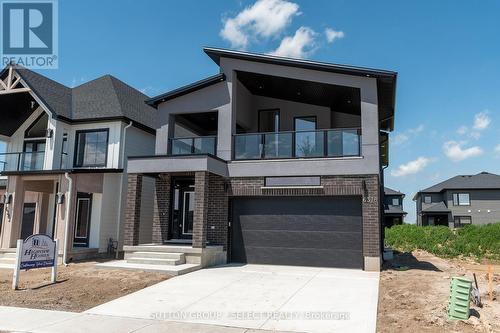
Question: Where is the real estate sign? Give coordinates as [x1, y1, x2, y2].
[20, 234, 56, 269]
[12, 234, 59, 290]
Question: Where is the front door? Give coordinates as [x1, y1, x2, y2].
[171, 178, 195, 240]
[74, 192, 92, 247]
[21, 203, 36, 239]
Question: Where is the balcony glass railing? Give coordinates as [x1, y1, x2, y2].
[233, 128, 361, 160]
[0, 151, 46, 172]
[170, 136, 217, 156]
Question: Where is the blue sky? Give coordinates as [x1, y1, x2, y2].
[9, 0, 500, 222]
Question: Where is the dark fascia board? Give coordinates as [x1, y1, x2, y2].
[203, 47, 398, 79]
[55, 115, 156, 135]
[146, 73, 226, 107]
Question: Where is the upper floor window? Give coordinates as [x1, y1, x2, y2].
[392, 198, 400, 206]
[424, 196, 432, 204]
[74, 129, 109, 167]
[453, 193, 470, 206]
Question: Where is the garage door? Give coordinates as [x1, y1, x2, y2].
[231, 196, 363, 269]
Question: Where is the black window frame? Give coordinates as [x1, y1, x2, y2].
[454, 216, 472, 228]
[452, 193, 471, 206]
[73, 129, 109, 168]
[258, 108, 280, 133]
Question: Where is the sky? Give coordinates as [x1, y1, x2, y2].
[6, 0, 500, 222]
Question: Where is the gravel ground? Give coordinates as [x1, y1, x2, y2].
[377, 250, 500, 333]
[0, 261, 169, 312]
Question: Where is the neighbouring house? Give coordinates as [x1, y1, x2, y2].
[383, 187, 406, 228]
[121, 47, 397, 272]
[414, 172, 500, 227]
[0, 64, 156, 264]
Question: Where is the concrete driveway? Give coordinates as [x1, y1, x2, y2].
[87, 264, 380, 333]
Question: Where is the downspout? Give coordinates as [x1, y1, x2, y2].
[115, 121, 133, 258]
[63, 172, 73, 265]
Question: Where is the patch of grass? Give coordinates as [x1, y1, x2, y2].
[385, 223, 500, 260]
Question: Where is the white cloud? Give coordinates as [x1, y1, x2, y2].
[473, 111, 491, 130]
[270, 26, 317, 58]
[443, 141, 483, 162]
[325, 28, 344, 43]
[390, 157, 432, 177]
[220, 0, 300, 49]
[457, 126, 468, 135]
[495, 144, 500, 157]
[392, 124, 424, 146]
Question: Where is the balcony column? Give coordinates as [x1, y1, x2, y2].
[2, 176, 25, 248]
[360, 79, 380, 173]
[192, 171, 209, 248]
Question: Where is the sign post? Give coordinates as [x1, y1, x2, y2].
[12, 235, 58, 290]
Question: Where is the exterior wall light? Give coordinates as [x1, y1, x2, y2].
[2, 193, 12, 204]
[56, 192, 65, 204]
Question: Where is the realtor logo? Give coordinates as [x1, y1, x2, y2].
[1, 0, 58, 68]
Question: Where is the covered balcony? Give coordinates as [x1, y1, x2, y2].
[168, 111, 218, 157]
[232, 70, 363, 161]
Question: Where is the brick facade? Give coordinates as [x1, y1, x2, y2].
[192, 171, 209, 248]
[124, 172, 381, 260]
[124, 174, 142, 246]
[152, 175, 170, 243]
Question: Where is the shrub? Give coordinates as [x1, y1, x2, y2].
[384, 223, 500, 260]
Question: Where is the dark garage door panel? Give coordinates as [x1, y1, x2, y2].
[231, 197, 363, 269]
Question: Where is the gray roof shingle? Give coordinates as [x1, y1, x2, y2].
[384, 187, 405, 196]
[5, 66, 156, 131]
[421, 201, 451, 213]
[419, 172, 500, 193]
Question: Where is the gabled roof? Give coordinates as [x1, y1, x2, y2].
[384, 187, 405, 196]
[146, 73, 226, 107]
[418, 172, 500, 194]
[1, 65, 157, 134]
[421, 201, 451, 213]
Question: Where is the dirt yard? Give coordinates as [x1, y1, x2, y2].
[377, 251, 500, 333]
[0, 261, 169, 312]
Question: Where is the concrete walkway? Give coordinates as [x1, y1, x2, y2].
[87, 264, 380, 333]
[0, 306, 293, 333]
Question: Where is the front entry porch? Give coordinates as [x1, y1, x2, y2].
[97, 171, 226, 275]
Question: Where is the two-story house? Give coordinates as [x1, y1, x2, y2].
[383, 187, 406, 227]
[414, 172, 500, 227]
[120, 47, 397, 272]
[0, 64, 156, 264]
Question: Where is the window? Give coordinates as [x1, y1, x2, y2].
[454, 216, 472, 228]
[74, 129, 109, 167]
[424, 196, 432, 204]
[392, 198, 400, 206]
[258, 109, 280, 132]
[453, 193, 470, 206]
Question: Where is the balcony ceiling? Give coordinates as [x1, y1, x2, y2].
[237, 70, 361, 116]
[0, 92, 39, 136]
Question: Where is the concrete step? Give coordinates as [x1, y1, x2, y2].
[95, 260, 201, 276]
[124, 251, 185, 261]
[0, 258, 15, 264]
[0, 253, 16, 259]
[126, 257, 184, 266]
